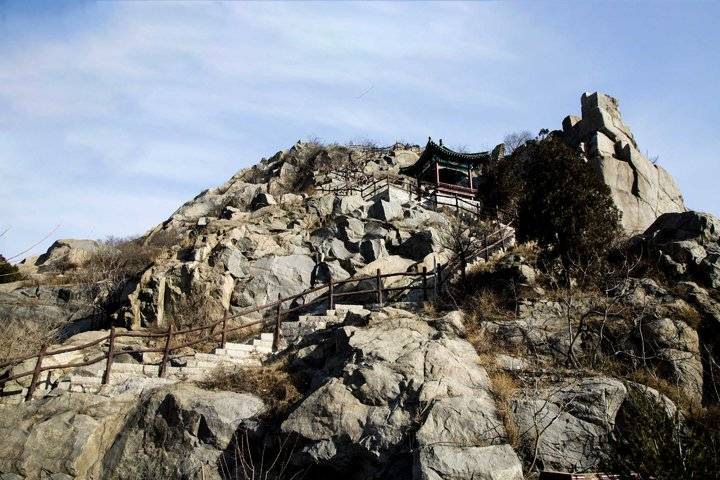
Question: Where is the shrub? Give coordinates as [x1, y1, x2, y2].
[199, 360, 304, 418]
[0, 318, 60, 364]
[515, 136, 621, 275]
[0, 254, 21, 284]
[610, 388, 720, 479]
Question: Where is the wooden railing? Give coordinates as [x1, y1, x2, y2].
[317, 172, 487, 220]
[0, 220, 514, 403]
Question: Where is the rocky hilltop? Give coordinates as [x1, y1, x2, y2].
[1, 93, 718, 480]
[560, 92, 685, 233]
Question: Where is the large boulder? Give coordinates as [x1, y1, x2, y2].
[391, 150, 420, 168]
[642, 211, 720, 288]
[561, 92, 685, 233]
[35, 239, 101, 271]
[368, 199, 404, 223]
[398, 230, 442, 261]
[241, 254, 316, 306]
[0, 383, 264, 480]
[512, 377, 627, 472]
[359, 238, 388, 263]
[104, 383, 264, 479]
[249, 191, 276, 211]
[282, 307, 523, 479]
[417, 444, 523, 480]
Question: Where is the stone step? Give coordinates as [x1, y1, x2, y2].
[109, 363, 146, 374]
[223, 343, 255, 352]
[252, 344, 273, 354]
[194, 352, 235, 362]
[185, 355, 262, 369]
[259, 332, 274, 342]
[213, 348, 253, 359]
[334, 304, 367, 314]
[298, 314, 334, 323]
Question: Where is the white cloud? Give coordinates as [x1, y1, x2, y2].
[1, 1, 717, 257]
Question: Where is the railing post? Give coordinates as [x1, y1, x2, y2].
[328, 275, 335, 310]
[159, 324, 173, 378]
[455, 195, 459, 213]
[221, 310, 228, 349]
[102, 326, 116, 385]
[422, 266, 428, 302]
[484, 233, 489, 262]
[273, 294, 282, 352]
[376, 268, 383, 306]
[25, 345, 46, 402]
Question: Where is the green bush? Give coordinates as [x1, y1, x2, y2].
[514, 136, 621, 270]
[610, 389, 720, 479]
[0, 254, 21, 284]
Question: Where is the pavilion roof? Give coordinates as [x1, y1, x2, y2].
[401, 139, 491, 176]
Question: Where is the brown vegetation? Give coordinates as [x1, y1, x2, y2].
[488, 371, 520, 447]
[200, 359, 304, 418]
[0, 318, 60, 364]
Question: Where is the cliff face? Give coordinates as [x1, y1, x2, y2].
[561, 92, 686, 234]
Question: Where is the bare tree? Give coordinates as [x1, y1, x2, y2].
[438, 215, 492, 291]
[503, 130, 533, 155]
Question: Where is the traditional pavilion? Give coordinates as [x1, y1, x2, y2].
[401, 138, 492, 200]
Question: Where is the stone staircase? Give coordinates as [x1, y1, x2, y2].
[2, 305, 370, 404]
[281, 304, 370, 346]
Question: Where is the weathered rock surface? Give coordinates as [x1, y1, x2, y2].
[641, 210, 720, 288]
[513, 377, 627, 472]
[104, 383, 264, 479]
[0, 383, 264, 480]
[282, 307, 523, 479]
[561, 92, 685, 233]
[35, 239, 101, 271]
[0, 283, 107, 341]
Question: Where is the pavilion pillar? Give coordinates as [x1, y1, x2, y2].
[435, 161, 440, 188]
[468, 166, 473, 190]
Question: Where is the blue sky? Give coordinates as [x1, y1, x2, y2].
[1, 1, 718, 259]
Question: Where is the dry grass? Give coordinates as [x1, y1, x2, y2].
[662, 301, 702, 330]
[469, 241, 540, 277]
[41, 231, 179, 288]
[463, 289, 518, 363]
[627, 368, 699, 412]
[422, 301, 440, 318]
[0, 318, 61, 364]
[465, 289, 516, 324]
[200, 360, 303, 417]
[489, 371, 520, 447]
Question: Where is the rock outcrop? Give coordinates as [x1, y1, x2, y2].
[107, 142, 453, 330]
[34, 239, 101, 272]
[561, 92, 685, 233]
[513, 376, 627, 472]
[282, 307, 524, 480]
[0, 382, 264, 479]
[641, 210, 720, 288]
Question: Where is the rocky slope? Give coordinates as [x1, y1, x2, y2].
[0, 92, 716, 479]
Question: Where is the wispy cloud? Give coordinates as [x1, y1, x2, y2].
[0, 1, 718, 257]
